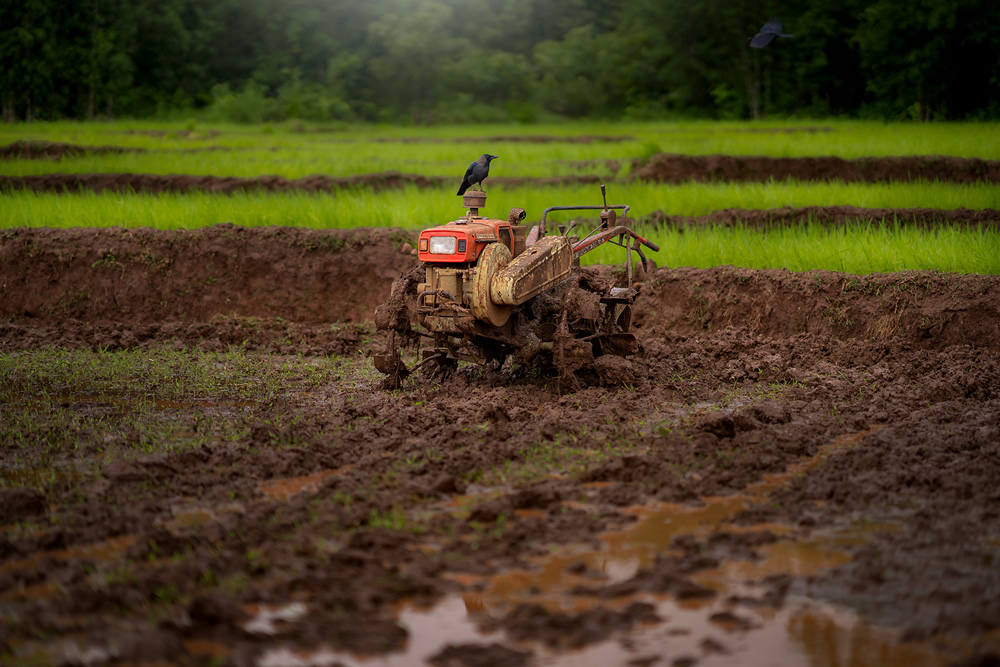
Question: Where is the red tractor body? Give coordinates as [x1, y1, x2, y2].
[375, 187, 659, 382]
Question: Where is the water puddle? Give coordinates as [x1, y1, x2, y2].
[256, 596, 966, 667]
[244, 602, 309, 636]
[470, 427, 884, 598]
[253, 425, 981, 666]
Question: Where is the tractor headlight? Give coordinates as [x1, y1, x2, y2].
[428, 236, 457, 254]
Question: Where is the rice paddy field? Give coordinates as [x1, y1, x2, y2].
[2, 120, 999, 667]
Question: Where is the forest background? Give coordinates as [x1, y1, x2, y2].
[2, 0, 999, 124]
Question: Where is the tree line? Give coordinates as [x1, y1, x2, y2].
[2, 0, 998, 124]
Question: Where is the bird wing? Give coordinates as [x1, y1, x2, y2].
[761, 19, 783, 34]
[457, 162, 477, 195]
[750, 31, 777, 48]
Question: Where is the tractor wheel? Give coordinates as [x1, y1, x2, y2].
[471, 243, 512, 327]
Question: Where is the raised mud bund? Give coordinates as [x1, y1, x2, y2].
[3, 143, 1000, 194]
[1, 226, 1000, 665]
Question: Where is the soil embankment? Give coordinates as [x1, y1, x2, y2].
[2, 154, 998, 195]
[0, 140, 143, 160]
[641, 205, 1000, 230]
[0, 226, 415, 325]
[0, 172, 602, 194]
[3, 226, 999, 351]
[629, 153, 1000, 184]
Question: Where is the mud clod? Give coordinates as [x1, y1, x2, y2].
[493, 602, 660, 649]
[0, 488, 47, 521]
[429, 643, 532, 667]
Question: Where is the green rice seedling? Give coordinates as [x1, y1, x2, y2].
[0, 346, 338, 404]
[2, 119, 999, 157]
[2, 120, 998, 180]
[0, 346, 359, 469]
[3, 180, 998, 231]
[584, 220, 1000, 275]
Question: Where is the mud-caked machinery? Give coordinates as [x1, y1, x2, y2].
[374, 186, 659, 384]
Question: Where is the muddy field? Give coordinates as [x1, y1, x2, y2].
[2, 226, 999, 666]
[642, 206, 1000, 231]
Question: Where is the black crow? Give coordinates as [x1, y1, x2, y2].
[750, 19, 794, 48]
[457, 154, 498, 196]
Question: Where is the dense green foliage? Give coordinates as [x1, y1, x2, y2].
[3, 0, 998, 123]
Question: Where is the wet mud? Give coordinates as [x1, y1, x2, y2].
[642, 205, 1000, 230]
[2, 227, 999, 665]
[0, 171, 447, 195]
[4, 153, 999, 197]
[629, 153, 1000, 184]
[0, 140, 144, 160]
[0, 173, 602, 195]
[0, 225, 416, 325]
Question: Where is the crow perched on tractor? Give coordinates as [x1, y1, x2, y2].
[457, 153, 498, 196]
[750, 19, 794, 48]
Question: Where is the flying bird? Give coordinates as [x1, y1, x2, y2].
[750, 19, 794, 48]
[457, 154, 498, 196]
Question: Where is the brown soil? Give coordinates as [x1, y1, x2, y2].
[629, 153, 1000, 184]
[0, 172, 602, 195]
[2, 225, 999, 665]
[642, 206, 1000, 230]
[0, 140, 143, 160]
[0, 171, 444, 195]
[0, 226, 415, 324]
[6, 153, 998, 197]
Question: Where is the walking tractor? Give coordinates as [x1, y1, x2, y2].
[374, 186, 660, 385]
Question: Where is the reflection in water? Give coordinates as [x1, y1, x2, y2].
[244, 602, 309, 636]
[252, 426, 993, 666]
[787, 608, 945, 667]
[478, 428, 886, 612]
